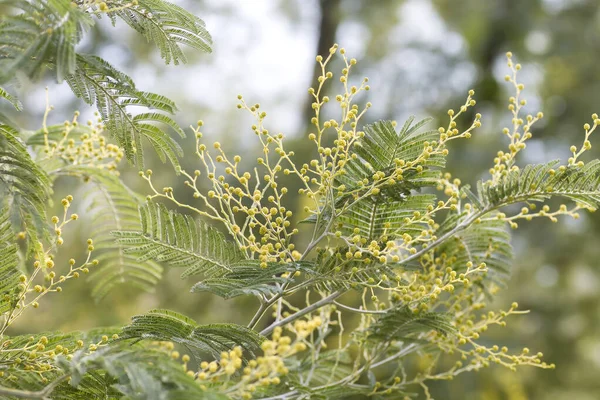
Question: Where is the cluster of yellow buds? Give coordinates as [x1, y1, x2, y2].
[439, 90, 481, 146]
[490, 53, 544, 183]
[495, 203, 583, 229]
[0, 333, 118, 384]
[435, 173, 463, 210]
[437, 300, 554, 373]
[189, 340, 288, 399]
[90, 0, 139, 14]
[302, 44, 371, 202]
[41, 105, 123, 172]
[227, 319, 319, 399]
[178, 315, 324, 399]
[2, 196, 99, 336]
[143, 112, 300, 266]
[569, 113, 600, 166]
[380, 255, 476, 313]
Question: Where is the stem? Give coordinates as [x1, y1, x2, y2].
[0, 374, 68, 399]
[248, 211, 337, 330]
[370, 343, 419, 369]
[400, 208, 488, 266]
[247, 301, 269, 330]
[333, 301, 387, 315]
[255, 209, 490, 334]
[260, 290, 344, 336]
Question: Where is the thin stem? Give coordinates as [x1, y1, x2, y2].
[333, 301, 387, 315]
[256, 209, 491, 334]
[370, 343, 420, 369]
[247, 301, 269, 330]
[248, 211, 337, 330]
[400, 208, 488, 266]
[260, 290, 344, 336]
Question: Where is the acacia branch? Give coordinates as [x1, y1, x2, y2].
[259, 208, 494, 335]
[260, 290, 344, 336]
[0, 374, 69, 399]
[399, 208, 489, 266]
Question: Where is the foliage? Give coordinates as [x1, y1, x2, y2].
[114, 201, 244, 279]
[0, 2, 599, 399]
[0, 123, 52, 254]
[0, 0, 211, 168]
[66, 54, 185, 168]
[0, 207, 22, 314]
[74, 167, 163, 301]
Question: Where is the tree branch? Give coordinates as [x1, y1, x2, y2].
[260, 290, 344, 336]
[0, 374, 69, 399]
[399, 208, 489, 266]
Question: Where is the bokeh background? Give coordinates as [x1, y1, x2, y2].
[2, 0, 600, 399]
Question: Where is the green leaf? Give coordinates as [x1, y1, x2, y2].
[338, 193, 436, 241]
[56, 166, 163, 301]
[437, 216, 513, 286]
[337, 118, 444, 199]
[480, 160, 600, 209]
[51, 371, 120, 400]
[296, 350, 355, 387]
[368, 305, 455, 342]
[119, 309, 264, 357]
[191, 261, 312, 299]
[104, 0, 212, 64]
[0, 124, 52, 254]
[0, 0, 93, 83]
[0, 207, 21, 314]
[113, 202, 243, 279]
[61, 344, 226, 400]
[359, 117, 443, 172]
[306, 248, 412, 293]
[66, 54, 185, 168]
[0, 86, 22, 111]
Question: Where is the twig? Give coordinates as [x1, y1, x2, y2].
[260, 290, 344, 336]
[0, 374, 69, 399]
[399, 209, 488, 266]
[370, 343, 420, 369]
[333, 301, 387, 315]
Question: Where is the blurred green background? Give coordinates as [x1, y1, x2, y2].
[3, 0, 600, 398]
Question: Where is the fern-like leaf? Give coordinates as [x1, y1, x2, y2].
[0, 86, 22, 111]
[0, 207, 21, 314]
[66, 54, 184, 168]
[338, 193, 436, 241]
[104, 0, 212, 64]
[277, 350, 379, 399]
[119, 309, 264, 357]
[0, 86, 22, 125]
[480, 160, 600, 209]
[60, 344, 226, 400]
[304, 249, 411, 293]
[113, 202, 243, 279]
[0, 124, 52, 253]
[51, 371, 120, 400]
[337, 118, 443, 198]
[0, 0, 93, 83]
[437, 216, 513, 286]
[191, 260, 312, 299]
[358, 118, 443, 172]
[56, 166, 163, 301]
[368, 305, 455, 342]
